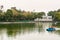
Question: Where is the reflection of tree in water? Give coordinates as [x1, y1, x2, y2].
[56, 23, 60, 28]
[54, 23, 60, 35]
[0, 23, 35, 37]
[7, 24, 19, 37]
[35, 22, 44, 33]
[38, 25, 43, 33]
[55, 30, 60, 35]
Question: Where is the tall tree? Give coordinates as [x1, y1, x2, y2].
[5, 9, 13, 21]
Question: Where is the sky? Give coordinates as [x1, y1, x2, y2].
[0, 0, 60, 13]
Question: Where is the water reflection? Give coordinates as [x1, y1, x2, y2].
[0, 22, 60, 40]
[54, 22, 60, 35]
[0, 23, 35, 37]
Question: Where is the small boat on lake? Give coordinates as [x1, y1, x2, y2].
[46, 26, 56, 31]
[46, 28, 56, 31]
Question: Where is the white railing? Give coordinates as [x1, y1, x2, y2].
[34, 19, 52, 21]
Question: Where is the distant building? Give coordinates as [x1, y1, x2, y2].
[34, 16, 52, 22]
[11, 7, 16, 10]
[42, 16, 52, 19]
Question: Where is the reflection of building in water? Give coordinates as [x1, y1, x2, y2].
[34, 16, 52, 22]
[35, 22, 52, 32]
[35, 22, 45, 32]
[42, 22, 52, 27]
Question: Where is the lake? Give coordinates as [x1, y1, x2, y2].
[0, 22, 60, 40]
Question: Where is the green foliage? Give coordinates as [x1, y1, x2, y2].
[5, 9, 13, 21]
[0, 8, 45, 22]
[48, 10, 60, 21]
[36, 12, 45, 18]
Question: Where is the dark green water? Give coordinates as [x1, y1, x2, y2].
[0, 22, 60, 40]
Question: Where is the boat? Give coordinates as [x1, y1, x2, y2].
[46, 28, 56, 31]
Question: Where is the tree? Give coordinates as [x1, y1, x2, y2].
[55, 12, 60, 21]
[5, 9, 13, 21]
[57, 9, 60, 12]
[36, 12, 45, 18]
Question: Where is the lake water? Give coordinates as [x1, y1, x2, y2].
[0, 22, 60, 40]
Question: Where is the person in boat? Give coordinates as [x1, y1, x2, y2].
[49, 26, 56, 28]
[46, 26, 56, 31]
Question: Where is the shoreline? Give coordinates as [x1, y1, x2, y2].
[0, 21, 35, 24]
[0, 21, 59, 24]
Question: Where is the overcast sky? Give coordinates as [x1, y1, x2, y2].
[0, 0, 60, 13]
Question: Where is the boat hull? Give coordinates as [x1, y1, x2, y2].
[46, 28, 56, 31]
